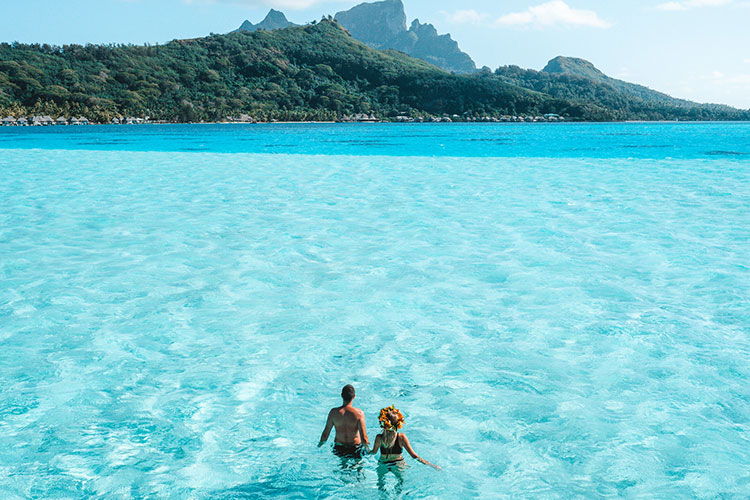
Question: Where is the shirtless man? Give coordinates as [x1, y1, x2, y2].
[318, 384, 369, 457]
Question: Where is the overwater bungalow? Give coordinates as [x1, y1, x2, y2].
[1, 116, 16, 126]
[232, 113, 255, 123]
[55, 117, 68, 125]
[111, 117, 121, 124]
[340, 113, 378, 122]
[16, 117, 28, 126]
[69, 117, 80, 125]
[77, 117, 90, 125]
[31, 115, 55, 126]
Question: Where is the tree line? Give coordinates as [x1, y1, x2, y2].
[0, 21, 746, 123]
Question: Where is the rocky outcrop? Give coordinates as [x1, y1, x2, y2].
[333, 0, 410, 49]
[334, 0, 476, 73]
[404, 19, 475, 73]
[234, 1, 475, 73]
[236, 9, 297, 32]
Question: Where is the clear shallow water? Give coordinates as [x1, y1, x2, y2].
[0, 124, 749, 499]
[0, 122, 749, 159]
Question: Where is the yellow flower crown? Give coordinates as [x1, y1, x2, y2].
[378, 405, 405, 430]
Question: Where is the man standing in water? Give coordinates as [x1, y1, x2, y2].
[319, 384, 369, 457]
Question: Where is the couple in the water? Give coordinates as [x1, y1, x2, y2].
[318, 384, 441, 470]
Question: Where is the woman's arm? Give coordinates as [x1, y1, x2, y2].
[369, 434, 382, 455]
[400, 434, 441, 470]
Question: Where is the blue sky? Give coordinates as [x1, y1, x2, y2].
[2, 0, 749, 108]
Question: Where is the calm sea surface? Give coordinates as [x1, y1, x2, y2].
[1, 123, 749, 499]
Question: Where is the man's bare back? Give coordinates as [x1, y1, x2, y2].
[319, 385, 369, 453]
[328, 405, 366, 445]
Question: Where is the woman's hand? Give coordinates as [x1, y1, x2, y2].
[418, 457, 442, 471]
[402, 434, 441, 470]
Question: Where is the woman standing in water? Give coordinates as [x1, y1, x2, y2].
[370, 406, 441, 470]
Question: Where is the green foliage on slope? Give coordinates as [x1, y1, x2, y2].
[0, 21, 746, 122]
[0, 21, 571, 122]
[495, 59, 749, 121]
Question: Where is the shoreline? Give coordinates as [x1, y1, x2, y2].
[2, 120, 749, 127]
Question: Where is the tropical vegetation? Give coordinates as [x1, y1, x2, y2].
[0, 20, 746, 122]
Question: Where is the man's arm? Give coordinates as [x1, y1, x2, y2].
[358, 410, 370, 447]
[318, 410, 334, 447]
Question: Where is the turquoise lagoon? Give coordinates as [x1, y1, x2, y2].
[0, 123, 749, 499]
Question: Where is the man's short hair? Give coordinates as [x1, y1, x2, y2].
[341, 384, 355, 402]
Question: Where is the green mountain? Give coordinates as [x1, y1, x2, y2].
[0, 21, 579, 122]
[495, 57, 748, 121]
[235, 9, 298, 33]
[334, 0, 476, 73]
[0, 21, 746, 122]
[543, 56, 606, 82]
[542, 56, 696, 108]
[236, 1, 477, 74]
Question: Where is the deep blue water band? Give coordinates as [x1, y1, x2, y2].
[1, 122, 749, 159]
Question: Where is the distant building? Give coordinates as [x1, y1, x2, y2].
[228, 113, 256, 123]
[16, 117, 28, 126]
[31, 115, 54, 126]
[340, 113, 377, 122]
[1, 116, 16, 126]
[76, 117, 90, 125]
[55, 117, 68, 125]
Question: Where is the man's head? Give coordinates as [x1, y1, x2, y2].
[341, 384, 355, 404]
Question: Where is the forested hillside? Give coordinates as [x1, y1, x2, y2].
[494, 59, 747, 121]
[0, 21, 580, 122]
[0, 20, 746, 122]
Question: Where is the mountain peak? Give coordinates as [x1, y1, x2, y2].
[542, 56, 606, 81]
[334, 0, 475, 73]
[334, 0, 408, 44]
[236, 9, 296, 32]
[264, 9, 289, 23]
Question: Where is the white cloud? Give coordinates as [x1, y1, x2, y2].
[690, 0, 733, 5]
[183, 0, 337, 9]
[709, 71, 750, 85]
[442, 9, 488, 25]
[656, 0, 732, 11]
[655, 2, 688, 10]
[495, 1, 612, 29]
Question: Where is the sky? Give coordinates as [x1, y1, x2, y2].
[1, 0, 749, 108]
